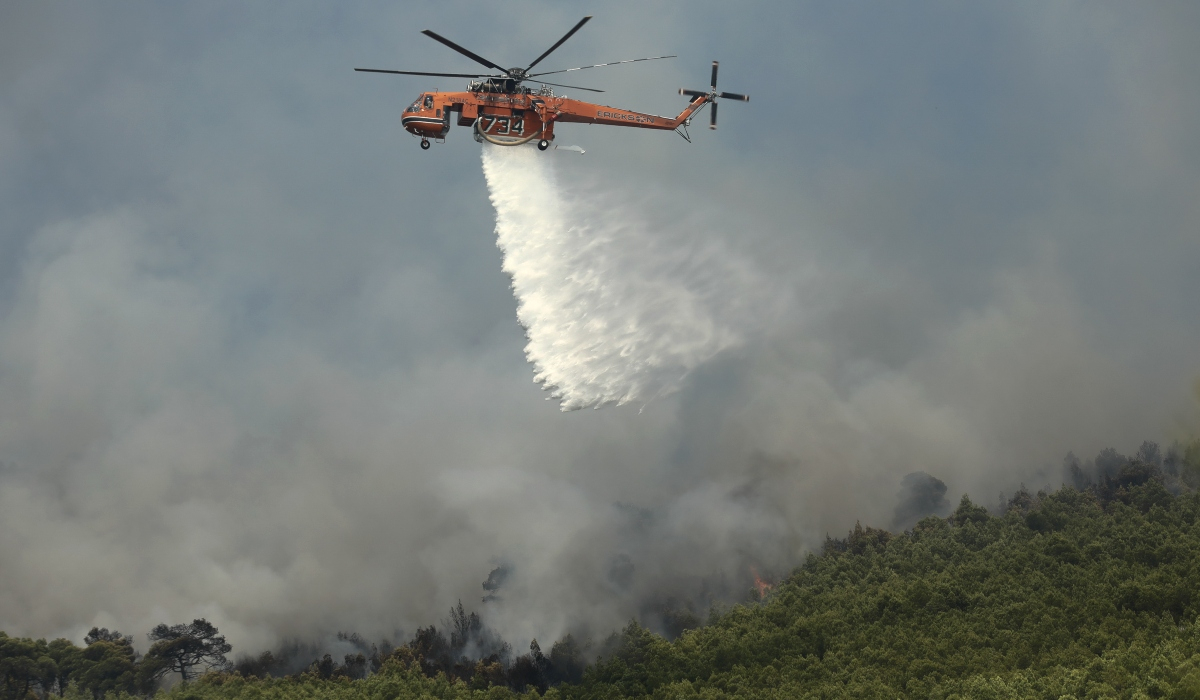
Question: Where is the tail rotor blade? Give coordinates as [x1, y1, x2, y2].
[710, 61, 719, 90]
[719, 91, 749, 102]
[710, 101, 718, 129]
[679, 88, 707, 98]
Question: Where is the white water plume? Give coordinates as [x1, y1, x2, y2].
[482, 145, 758, 411]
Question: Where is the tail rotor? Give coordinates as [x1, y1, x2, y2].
[679, 61, 748, 130]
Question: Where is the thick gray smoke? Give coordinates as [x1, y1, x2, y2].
[892, 472, 951, 530]
[1, 0, 1198, 663]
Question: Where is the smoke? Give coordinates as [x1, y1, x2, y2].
[891, 472, 951, 530]
[1, 0, 1199, 669]
[0, 206, 792, 653]
[482, 144, 764, 410]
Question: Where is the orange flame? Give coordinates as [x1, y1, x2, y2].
[750, 566, 774, 600]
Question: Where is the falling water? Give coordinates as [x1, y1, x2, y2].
[481, 144, 752, 410]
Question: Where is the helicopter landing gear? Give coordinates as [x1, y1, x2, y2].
[420, 138, 431, 150]
[537, 139, 550, 151]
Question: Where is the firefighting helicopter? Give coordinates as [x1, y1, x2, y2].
[355, 16, 748, 150]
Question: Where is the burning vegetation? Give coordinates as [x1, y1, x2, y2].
[750, 567, 774, 600]
[3, 440, 1200, 698]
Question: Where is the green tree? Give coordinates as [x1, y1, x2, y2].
[144, 619, 231, 683]
[0, 634, 56, 700]
[46, 638, 81, 696]
[77, 637, 138, 699]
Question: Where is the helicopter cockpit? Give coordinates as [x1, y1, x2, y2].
[407, 95, 435, 113]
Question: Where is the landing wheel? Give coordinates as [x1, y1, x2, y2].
[420, 139, 431, 150]
[537, 139, 550, 151]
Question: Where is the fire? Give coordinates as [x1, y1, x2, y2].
[750, 566, 774, 600]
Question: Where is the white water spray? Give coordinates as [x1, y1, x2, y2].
[482, 145, 756, 410]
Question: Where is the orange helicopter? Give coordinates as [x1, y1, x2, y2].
[355, 16, 748, 150]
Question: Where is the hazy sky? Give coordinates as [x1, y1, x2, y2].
[1, 1, 1197, 653]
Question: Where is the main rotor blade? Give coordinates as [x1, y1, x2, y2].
[710, 101, 718, 129]
[710, 61, 719, 90]
[355, 68, 491, 78]
[537, 80, 604, 93]
[530, 55, 675, 78]
[525, 16, 592, 71]
[421, 30, 508, 73]
[719, 91, 749, 102]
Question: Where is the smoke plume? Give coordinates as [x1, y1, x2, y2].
[1, 0, 1198, 669]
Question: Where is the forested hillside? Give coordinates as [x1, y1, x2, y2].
[564, 462, 1200, 699]
[5, 445, 1200, 699]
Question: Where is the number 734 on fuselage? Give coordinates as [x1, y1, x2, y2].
[355, 16, 748, 151]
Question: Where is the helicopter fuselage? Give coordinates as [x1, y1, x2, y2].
[400, 85, 710, 146]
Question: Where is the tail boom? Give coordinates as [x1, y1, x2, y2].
[547, 95, 709, 131]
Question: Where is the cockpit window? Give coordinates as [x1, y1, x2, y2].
[407, 98, 423, 113]
[424, 96, 434, 109]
